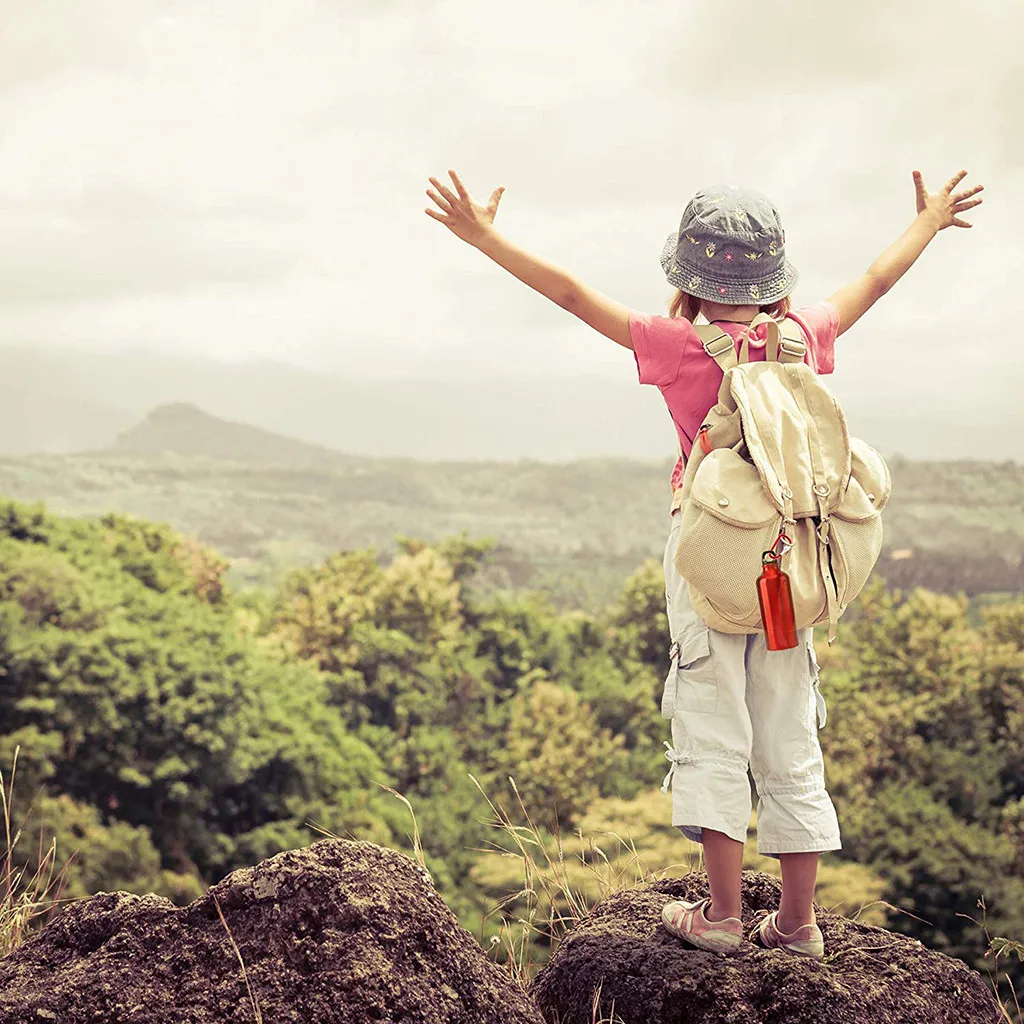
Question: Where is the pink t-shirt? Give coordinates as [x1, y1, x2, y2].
[629, 302, 840, 494]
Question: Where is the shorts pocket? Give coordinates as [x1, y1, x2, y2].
[806, 641, 827, 729]
[673, 626, 719, 715]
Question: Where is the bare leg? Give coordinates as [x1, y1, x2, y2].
[702, 828, 744, 921]
[778, 852, 819, 932]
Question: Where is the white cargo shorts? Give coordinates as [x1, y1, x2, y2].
[661, 511, 842, 858]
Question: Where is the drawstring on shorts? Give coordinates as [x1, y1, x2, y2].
[661, 741, 693, 794]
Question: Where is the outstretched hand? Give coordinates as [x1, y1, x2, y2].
[425, 169, 504, 245]
[913, 168, 984, 230]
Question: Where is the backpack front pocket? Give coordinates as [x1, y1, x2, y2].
[674, 448, 780, 623]
[669, 626, 719, 716]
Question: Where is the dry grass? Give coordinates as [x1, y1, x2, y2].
[0, 746, 74, 958]
[470, 774, 687, 989]
[212, 892, 264, 1024]
[470, 774, 1023, 1024]
[957, 898, 1023, 1023]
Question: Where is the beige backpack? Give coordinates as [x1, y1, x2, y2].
[672, 313, 891, 645]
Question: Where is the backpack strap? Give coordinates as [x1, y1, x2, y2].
[693, 324, 738, 372]
[745, 313, 807, 364]
[696, 317, 807, 368]
[773, 318, 807, 364]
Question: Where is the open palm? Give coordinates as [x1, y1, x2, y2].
[424, 169, 504, 245]
[913, 169, 984, 230]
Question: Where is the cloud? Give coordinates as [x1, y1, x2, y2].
[0, 189, 302, 306]
[0, 0, 1015, 414]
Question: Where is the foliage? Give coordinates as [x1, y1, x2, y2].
[498, 680, 627, 830]
[0, 500, 394, 905]
[0, 493, 1019, 998]
[819, 580, 1024, 983]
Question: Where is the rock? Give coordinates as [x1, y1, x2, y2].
[530, 870, 1003, 1024]
[0, 838, 543, 1024]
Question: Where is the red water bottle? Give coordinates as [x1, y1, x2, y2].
[757, 538, 798, 651]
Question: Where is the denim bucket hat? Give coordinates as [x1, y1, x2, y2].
[661, 184, 799, 305]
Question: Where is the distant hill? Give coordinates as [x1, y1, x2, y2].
[0, 345, 675, 462]
[0, 402, 1021, 610]
[112, 403, 355, 470]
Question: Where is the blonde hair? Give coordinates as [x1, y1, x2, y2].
[668, 289, 791, 322]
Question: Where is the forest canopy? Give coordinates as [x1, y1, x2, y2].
[0, 497, 1020, 982]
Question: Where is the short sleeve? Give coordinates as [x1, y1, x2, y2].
[787, 301, 839, 375]
[628, 312, 691, 387]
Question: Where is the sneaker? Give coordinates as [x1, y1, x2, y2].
[661, 897, 743, 954]
[752, 910, 825, 959]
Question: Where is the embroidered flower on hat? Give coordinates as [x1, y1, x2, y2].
[749, 284, 761, 300]
[718, 286, 728, 296]
[723, 252, 734, 262]
[686, 234, 699, 245]
[705, 242, 717, 258]
[688, 274, 702, 288]
[744, 251, 762, 261]
[768, 240, 779, 256]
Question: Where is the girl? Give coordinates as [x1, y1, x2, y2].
[424, 167, 984, 958]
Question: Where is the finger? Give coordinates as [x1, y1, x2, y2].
[951, 217, 973, 228]
[426, 187, 453, 213]
[424, 208, 454, 228]
[951, 184, 985, 202]
[912, 170, 928, 208]
[953, 198, 983, 213]
[487, 186, 505, 210]
[448, 169, 470, 201]
[429, 176, 459, 206]
[943, 169, 968, 194]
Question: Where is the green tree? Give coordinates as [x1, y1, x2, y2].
[821, 581, 1024, 975]
[0, 501, 392, 895]
[497, 679, 627, 829]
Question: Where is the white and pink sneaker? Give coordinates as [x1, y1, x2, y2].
[661, 897, 744, 954]
[752, 910, 825, 959]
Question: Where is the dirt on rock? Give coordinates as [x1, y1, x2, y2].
[0, 838, 543, 1024]
[529, 870, 1003, 1024]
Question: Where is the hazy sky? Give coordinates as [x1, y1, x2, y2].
[0, 0, 1019, 407]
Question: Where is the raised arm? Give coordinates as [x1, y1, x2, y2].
[425, 169, 634, 349]
[828, 168, 984, 337]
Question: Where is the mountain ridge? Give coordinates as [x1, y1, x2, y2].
[2, 344, 1021, 462]
[111, 402, 358, 470]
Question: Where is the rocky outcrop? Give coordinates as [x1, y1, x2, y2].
[530, 870, 1003, 1024]
[0, 845, 1004, 1024]
[0, 838, 543, 1024]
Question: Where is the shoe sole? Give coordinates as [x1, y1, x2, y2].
[775, 940, 824, 959]
[754, 916, 824, 959]
[662, 905, 743, 955]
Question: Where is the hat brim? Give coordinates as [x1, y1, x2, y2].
[660, 231, 799, 306]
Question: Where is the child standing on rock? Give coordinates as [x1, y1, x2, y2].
[425, 167, 983, 958]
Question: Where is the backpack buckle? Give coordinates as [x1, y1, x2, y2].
[779, 337, 805, 359]
[702, 333, 735, 360]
